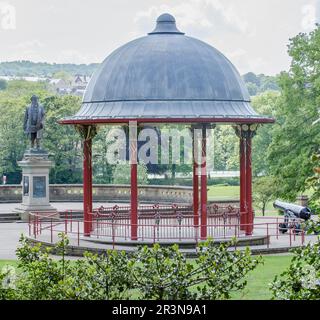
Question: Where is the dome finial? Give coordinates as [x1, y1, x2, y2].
[148, 13, 184, 35]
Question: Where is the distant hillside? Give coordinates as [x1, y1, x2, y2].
[0, 61, 99, 77]
[0, 61, 280, 95]
[242, 72, 280, 96]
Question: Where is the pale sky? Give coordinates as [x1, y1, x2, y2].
[0, 0, 319, 75]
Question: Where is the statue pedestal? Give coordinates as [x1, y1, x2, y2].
[17, 150, 57, 221]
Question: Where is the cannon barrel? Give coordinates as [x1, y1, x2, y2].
[273, 200, 312, 220]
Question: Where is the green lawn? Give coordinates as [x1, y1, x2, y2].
[208, 185, 279, 216]
[231, 254, 292, 300]
[0, 260, 17, 269]
[0, 254, 292, 300]
[208, 185, 240, 200]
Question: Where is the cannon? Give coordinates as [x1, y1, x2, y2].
[273, 200, 312, 234]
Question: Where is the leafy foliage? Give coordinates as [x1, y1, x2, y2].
[0, 61, 98, 77]
[113, 163, 149, 185]
[0, 79, 7, 90]
[270, 150, 320, 300]
[0, 235, 261, 300]
[306, 154, 320, 212]
[253, 176, 278, 216]
[211, 126, 239, 172]
[251, 91, 279, 177]
[132, 240, 262, 300]
[270, 242, 320, 300]
[267, 26, 320, 200]
[242, 72, 280, 96]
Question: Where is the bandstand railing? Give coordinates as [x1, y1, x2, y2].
[28, 206, 309, 250]
[89, 204, 241, 241]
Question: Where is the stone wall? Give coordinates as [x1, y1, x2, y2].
[0, 184, 196, 204]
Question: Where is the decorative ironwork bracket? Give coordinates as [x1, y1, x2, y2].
[234, 124, 259, 139]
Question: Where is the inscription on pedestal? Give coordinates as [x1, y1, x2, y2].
[33, 176, 46, 198]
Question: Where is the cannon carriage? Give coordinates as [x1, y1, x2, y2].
[273, 200, 312, 234]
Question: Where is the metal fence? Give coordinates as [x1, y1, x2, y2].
[28, 205, 309, 249]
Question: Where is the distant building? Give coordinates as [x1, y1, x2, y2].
[49, 78, 72, 95]
[71, 74, 90, 97]
[0, 74, 91, 97]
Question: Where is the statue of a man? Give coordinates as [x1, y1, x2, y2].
[23, 95, 45, 150]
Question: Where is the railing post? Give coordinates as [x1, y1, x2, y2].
[77, 220, 80, 246]
[97, 214, 99, 239]
[289, 228, 292, 247]
[28, 214, 31, 236]
[50, 219, 53, 243]
[34, 216, 37, 239]
[65, 215, 68, 235]
[112, 216, 115, 245]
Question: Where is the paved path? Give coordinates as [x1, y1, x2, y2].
[0, 222, 28, 260]
[0, 202, 318, 260]
[0, 220, 318, 260]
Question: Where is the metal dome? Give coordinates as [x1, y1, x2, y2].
[62, 13, 273, 124]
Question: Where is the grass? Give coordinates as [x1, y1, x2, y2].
[208, 185, 280, 216]
[0, 260, 17, 269]
[231, 254, 293, 300]
[0, 254, 292, 300]
[208, 185, 239, 200]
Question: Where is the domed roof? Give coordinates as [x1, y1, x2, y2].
[62, 14, 273, 124]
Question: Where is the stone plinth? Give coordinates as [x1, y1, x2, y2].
[17, 150, 57, 221]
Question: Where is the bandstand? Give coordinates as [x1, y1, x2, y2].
[59, 14, 274, 242]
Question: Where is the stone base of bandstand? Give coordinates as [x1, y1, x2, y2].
[17, 149, 58, 221]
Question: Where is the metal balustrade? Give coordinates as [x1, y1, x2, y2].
[28, 205, 310, 250]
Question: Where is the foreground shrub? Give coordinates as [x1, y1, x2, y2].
[270, 241, 320, 300]
[132, 241, 261, 300]
[0, 234, 261, 300]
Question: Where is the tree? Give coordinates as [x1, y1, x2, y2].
[246, 82, 259, 96]
[0, 79, 7, 90]
[305, 154, 320, 211]
[267, 26, 320, 200]
[42, 95, 83, 183]
[251, 91, 279, 177]
[253, 176, 277, 216]
[211, 126, 239, 172]
[113, 163, 149, 185]
[52, 71, 72, 83]
[270, 152, 320, 300]
[0, 61, 98, 77]
[243, 72, 260, 86]
[92, 126, 115, 184]
[243, 72, 280, 95]
[0, 81, 82, 184]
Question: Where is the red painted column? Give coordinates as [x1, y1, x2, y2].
[88, 139, 93, 232]
[239, 136, 247, 231]
[192, 129, 199, 227]
[130, 122, 138, 240]
[200, 126, 207, 240]
[245, 137, 253, 235]
[83, 138, 92, 236]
